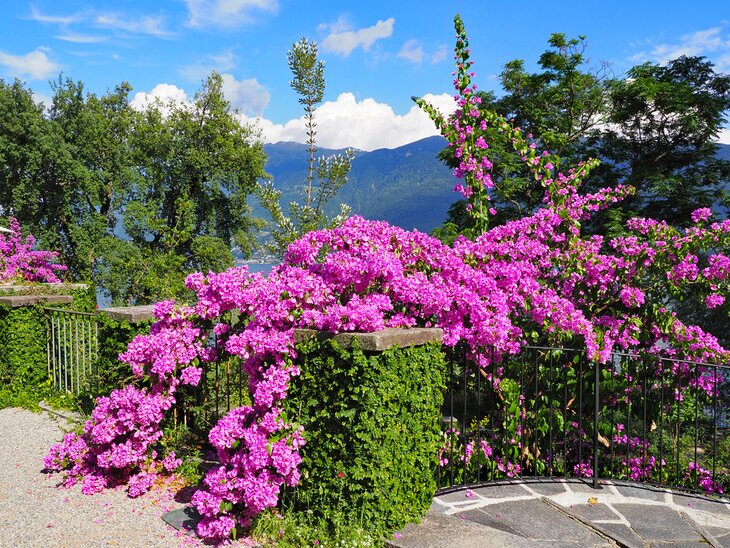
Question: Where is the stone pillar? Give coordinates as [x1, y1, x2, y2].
[282, 327, 445, 536]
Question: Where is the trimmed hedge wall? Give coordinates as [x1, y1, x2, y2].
[0, 302, 50, 387]
[283, 335, 446, 536]
[0, 284, 96, 389]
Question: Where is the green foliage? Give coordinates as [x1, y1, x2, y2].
[160, 424, 205, 485]
[258, 38, 353, 257]
[443, 346, 730, 494]
[98, 72, 265, 304]
[177, 354, 254, 437]
[0, 74, 266, 305]
[499, 33, 611, 160]
[0, 303, 53, 388]
[0, 285, 95, 401]
[432, 31, 730, 343]
[83, 312, 154, 407]
[597, 56, 730, 229]
[0, 385, 45, 410]
[436, 35, 730, 234]
[252, 507, 378, 548]
[280, 336, 445, 538]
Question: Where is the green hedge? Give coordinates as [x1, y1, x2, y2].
[282, 336, 446, 537]
[0, 302, 49, 388]
[0, 284, 96, 389]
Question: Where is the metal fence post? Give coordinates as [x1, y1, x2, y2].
[593, 358, 600, 490]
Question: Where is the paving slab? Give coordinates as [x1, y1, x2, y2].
[160, 506, 200, 532]
[651, 542, 715, 547]
[559, 501, 621, 522]
[386, 512, 537, 548]
[460, 508, 523, 537]
[614, 504, 703, 542]
[521, 480, 571, 496]
[611, 484, 668, 502]
[709, 530, 730, 547]
[396, 481, 730, 548]
[585, 522, 644, 548]
[478, 499, 608, 544]
[566, 481, 611, 494]
[468, 483, 533, 499]
[672, 492, 730, 513]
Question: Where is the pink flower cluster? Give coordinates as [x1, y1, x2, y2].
[44, 14, 730, 543]
[686, 461, 724, 494]
[0, 217, 66, 283]
[44, 304, 204, 497]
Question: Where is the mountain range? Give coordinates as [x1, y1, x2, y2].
[256, 136, 456, 234]
[257, 138, 730, 236]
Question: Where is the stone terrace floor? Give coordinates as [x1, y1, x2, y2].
[389, 479, 730, 547]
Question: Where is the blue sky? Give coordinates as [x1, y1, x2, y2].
[1, 0, 729, 150]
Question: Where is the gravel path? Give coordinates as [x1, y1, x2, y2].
[0, 407, 212, 548]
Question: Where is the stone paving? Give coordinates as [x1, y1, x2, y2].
[389, 480, 730, 547]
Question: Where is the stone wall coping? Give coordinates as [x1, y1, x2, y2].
[0, 294, 73, 307]
[101, 305, 156, 323]
[0, 283, 88, 292]
[293, 327, 443, 351]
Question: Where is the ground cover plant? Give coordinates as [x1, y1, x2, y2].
[44, 13, 730, 545]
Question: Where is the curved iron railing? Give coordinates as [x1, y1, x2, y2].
[437, 344, 730, 497]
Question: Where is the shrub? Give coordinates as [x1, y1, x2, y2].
[281, 336, 445, 537]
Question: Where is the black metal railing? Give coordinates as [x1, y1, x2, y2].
[174, 355, 250, 437]
[437, 344, 730, 497]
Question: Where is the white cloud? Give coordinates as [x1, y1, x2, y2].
[0, 47, 60, 80]
[431, 45, 448, 64]
[180, 49, 238, 81]
[32, 90, 53, 110]
[28, 6, 84, 25]
[251, 92, 456, 151]
[397, 39, 424, 64]
[321, 18, 395, 57]
[29, 6, 173, 40]
[54, 32, 107, 44]
[717, 52, 730, 71]
[317, 15, 350, 34]
[130, 83, 190, 112]
[185, 0, 278, 29]
[397, 41, 449, 65]
[220, 73, 269, 116]
[635, 26, 730, 68]
[95, 13, 172, 37]
[717, 127, 730, 145]
[131, 77, 269, 117]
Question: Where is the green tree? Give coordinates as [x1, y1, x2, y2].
[0, 74, 267, 305]
[258, 38, 353, 257]
[433, 35, 612, 237]
[431, 35, 730, 345]
[435, 39, 730, 240]
[0, 77, 104, 282]
[597, 56, 730, 229]
[96, 72, 267, 304]
[46, 77, 139, 280]
[499, 33, 612, 159]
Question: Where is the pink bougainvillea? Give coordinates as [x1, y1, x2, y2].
[0, 217, 66, 283]
[45, 14, 730, 544]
